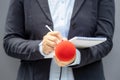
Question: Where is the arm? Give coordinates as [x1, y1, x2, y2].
[3, 0, 43, 60]
[72, 0, 115, 67]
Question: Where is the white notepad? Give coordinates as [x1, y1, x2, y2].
[69, 37, 107, 48]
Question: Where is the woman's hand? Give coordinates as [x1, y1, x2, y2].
[42, 31, 62, 55]
[54, 54, 76, 67]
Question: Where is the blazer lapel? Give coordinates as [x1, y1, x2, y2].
[72, 0, 85, 19]
[36, 0, 52, 21]
[36, 0, 85, 22]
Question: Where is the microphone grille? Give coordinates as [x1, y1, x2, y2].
[55, 40, 76, 61]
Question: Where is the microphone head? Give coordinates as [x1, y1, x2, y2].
[55, 40, 76, 62]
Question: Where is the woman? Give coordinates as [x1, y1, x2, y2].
[3, 0, 115, 80]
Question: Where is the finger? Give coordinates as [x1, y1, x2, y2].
[46, 36, 59, 44]
[45, 39, 57, 48]
[43, 35, 58, 48]
[54, 54, 76, 67]
[47, 31, 63, 41]
[54, 56, 68, 67]
[54, 56, 63, 66]
[44, 33, 62, 44]
[42, 44, 54, 55]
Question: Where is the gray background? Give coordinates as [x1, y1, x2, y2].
[0, 0, 120, 80]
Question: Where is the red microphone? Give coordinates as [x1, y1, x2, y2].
[55, 40, 76, 62]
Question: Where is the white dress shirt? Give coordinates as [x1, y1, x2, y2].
[39, 0, 81, 80]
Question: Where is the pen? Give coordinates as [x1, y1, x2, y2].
[45, 25, 63, 42]
[45, 25, 53, 32]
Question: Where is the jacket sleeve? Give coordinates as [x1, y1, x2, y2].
[72, 0, 115, 68]
[3, 0, 44, 60]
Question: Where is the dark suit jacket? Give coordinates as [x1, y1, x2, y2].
[3, 0, 115, 80]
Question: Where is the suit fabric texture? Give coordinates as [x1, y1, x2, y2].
[3, 0, 115, 80]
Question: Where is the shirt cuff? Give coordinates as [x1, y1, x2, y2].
[38, 42, 54, 58]
[69, 49, 81, 66]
